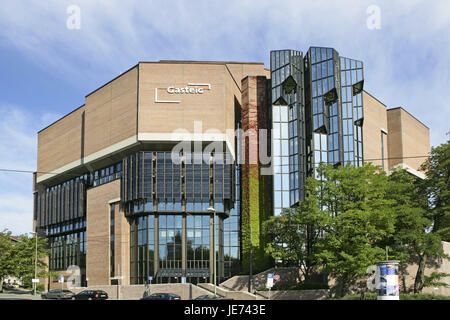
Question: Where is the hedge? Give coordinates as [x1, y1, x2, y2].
[330, 293, 450, 300]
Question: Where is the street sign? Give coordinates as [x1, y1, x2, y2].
[148, 276, 153, 281]
[58, 274, 64, 283]
[32, 279, 40, 283]
[181, 277, 186, 284]
[274, 275, 280, 281]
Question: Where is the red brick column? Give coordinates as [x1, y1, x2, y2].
[240, 76, 270, 273]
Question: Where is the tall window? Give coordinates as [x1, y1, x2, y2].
[110, 204, 115, 280]
[186, 215, 210, 273]
[47, 218, 86, 271]
[272, 105, 290, 215]
[159, 215, 182, 270]
[381, 130, 387, 170]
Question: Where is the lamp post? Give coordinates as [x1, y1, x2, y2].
[30, 231, 38, 295]
[207, 207, 217, 297]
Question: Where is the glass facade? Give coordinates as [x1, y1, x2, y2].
[223, 124, 241, 279]
[34, 48, 365, 286]
[35, 162, 122, 229]
[130, 213, 224, 284]
[121, 151, 233, 215]
[35, 162, 122, 281]
[47, 217, 87, 286]
[271, 49, 306, 215]
[271, 46, 364, 214]
[339, 56, 364, 166]
[126, 150, 236, 284]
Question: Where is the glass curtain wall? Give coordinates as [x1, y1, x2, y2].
[306, 47, 365, 176]
[271, 49, 305, 214]
[47, 218, 86, 285]
[127, 151, 235, 284]
[308, 47, 338, 173]
[270, 46, 365, 216]
[339, 56, 364, 166]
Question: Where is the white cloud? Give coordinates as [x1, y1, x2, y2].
[0, 195, 34, 235]
[0, 0, 449, 233]
[0, 1, 447, 147]
[0, 106, 61, 235]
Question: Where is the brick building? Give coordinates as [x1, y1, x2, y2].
[33, 47, 430, 289]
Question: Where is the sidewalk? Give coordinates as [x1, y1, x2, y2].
[0, 288, 42, 300]
[0, 293, 41, 300]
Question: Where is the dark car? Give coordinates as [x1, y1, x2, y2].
[194, 295, 233, 300]
[140, 293, 181, 300]
[194, 295, 219, 300]
[41, 289, 74, 300]
[72, 290, 108, 300]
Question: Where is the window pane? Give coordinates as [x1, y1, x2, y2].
[282, 191, 289, 207]
[272, 107, 280, 122]
[159, 215, 166, 228]
[273, 123, 280, 139]
[280, 106, 288, 122]
[281, 123, 288, 139]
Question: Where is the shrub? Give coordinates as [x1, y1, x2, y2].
[36, 284, 45, 292]
[399, 293, 450, 300]
[328, 293, 450, 300]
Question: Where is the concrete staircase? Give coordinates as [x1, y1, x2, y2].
[197, 283, 266, 300]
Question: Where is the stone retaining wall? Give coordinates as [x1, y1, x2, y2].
[255, 289, 330, 300]
[69, 283, 212, 300]
[198, 283, 265, 300]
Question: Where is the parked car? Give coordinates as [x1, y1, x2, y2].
[72, 290, 108, 300]
[194, 295, 233, 300]
[194, 295, 219, 300]
[140, 293, 181, 300]
[41, 289, 74, 300]
[2, 282, 15, 289]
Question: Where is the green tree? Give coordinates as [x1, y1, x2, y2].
[421, 136, 450, 241]
[10, 234, 49, 288]
[0, 230, 15, 292]
[423, 272, 450, 289]
[383, 169, 437, 293]
[263, 176, 329, 282]
[411, 137, 450, 292]
[263, 163, 396, 296]
[314, 163, 396, 297]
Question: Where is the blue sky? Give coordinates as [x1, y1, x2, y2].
[0, 0, 449, 234]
